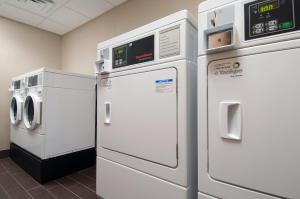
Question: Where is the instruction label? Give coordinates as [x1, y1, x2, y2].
[155, 79, 174, 93]
[159, 26, 180, 59]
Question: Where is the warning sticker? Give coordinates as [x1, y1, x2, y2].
[155, 79, 174, 93]
[102, 79, 112, 89]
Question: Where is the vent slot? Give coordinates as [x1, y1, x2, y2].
[7, 0, 55, 16]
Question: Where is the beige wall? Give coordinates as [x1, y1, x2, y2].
[0, 17, 61, 151]
[61, 0, 203, 75]
[0, 0, 203, 151]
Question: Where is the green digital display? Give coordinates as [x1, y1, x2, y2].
[117, 49, 124, 54]
[259, 1, 279, 13]
[115, 47, 125, 55]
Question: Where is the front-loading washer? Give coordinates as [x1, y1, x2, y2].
[96, 10, 198, 199]
[10, 67, 96, 183]
[198, 0, 300, 198]
[9, 75, 27, 144]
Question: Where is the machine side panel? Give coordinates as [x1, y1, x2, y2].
[97, 157, 190, 199]
[44, 87, 95, 158]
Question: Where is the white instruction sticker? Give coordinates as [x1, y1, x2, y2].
[159, 26, 180, 58]
[155, 79, 174, 93]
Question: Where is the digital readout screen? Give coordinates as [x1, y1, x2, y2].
[28, 75, 38, 87]
[259, 0, 280, 13]
[13, 80, 21, 89]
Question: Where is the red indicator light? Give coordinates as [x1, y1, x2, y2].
[136, 53, 153, 59]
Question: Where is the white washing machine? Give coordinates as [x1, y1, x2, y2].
[10, 67, 96, 183]
[96, 10, 198, 199]
[198, 0, 300, 199]
[9, 75, 26, 136]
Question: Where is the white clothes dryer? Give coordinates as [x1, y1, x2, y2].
[10, 67, 96, 183]
[96, 10, 198, 199]
[198, 0, 300, 198]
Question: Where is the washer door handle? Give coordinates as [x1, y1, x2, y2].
[104, 102, 111, 125]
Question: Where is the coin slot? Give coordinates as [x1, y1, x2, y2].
[208, 29, 233, 50]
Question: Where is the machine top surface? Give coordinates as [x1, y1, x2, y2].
[199, 0, 238, 13]
[19, 67, 95, 80]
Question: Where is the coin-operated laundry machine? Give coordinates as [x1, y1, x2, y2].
[10, 68, 96, 183]
[95, 10, 198, 199]
[197, 0, 300, 199]
[9, 75, 26, 136]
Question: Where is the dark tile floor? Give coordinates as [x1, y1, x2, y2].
[0, 157, 98, 199]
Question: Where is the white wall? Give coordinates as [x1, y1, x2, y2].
[0, 0, 204, 151]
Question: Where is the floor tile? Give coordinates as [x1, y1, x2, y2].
[0, 172, 32, 199]
[29, 186, 56, 199]
[57, 177, 97, 199]
[79, 168, 96, 179]
[70, 173, 96, 191]
[13, 172, 39, 190]
[43, 181, 60, 190]
[0, 163, 6, 174]
[49, 185, 80, 199]
[0, 185, 9, 199]
[0, 158, 97, 199]
[1, 158, 23, 174]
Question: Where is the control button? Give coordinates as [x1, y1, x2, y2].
[280, 21, 293, 30]
[268, 20, 278, 26]
[253, 23, 264, 29]
[268, 25, 278, 31]
[253, 28, 264, 35]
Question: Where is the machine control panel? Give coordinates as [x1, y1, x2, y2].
[27, 75, 38, 87]
[245, 0, 300, 40]
[13, 80, 21, 90]
[112, 35, 154, 68]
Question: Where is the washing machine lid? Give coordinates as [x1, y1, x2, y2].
[10, 95, 23, 125]
[23, 94, 41, 130]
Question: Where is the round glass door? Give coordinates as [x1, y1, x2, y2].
[10, 96, 21, 125]
[24, 94, 40, 130]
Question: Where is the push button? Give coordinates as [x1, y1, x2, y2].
[280, 21, 293, 30]
[253, 28, 264, 35]
[253, 23, 264, 29]
[268, 20, 278, 26]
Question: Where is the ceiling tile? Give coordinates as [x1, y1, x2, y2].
[66, 0, 113, 19]
[38, 19, 72, 35]
[107, 0, 127, 6]
[0, 0, 127, 35]
[0, 3, 44, 26]
[48, 6, 89, 28]
[3, 0, 69, 17]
